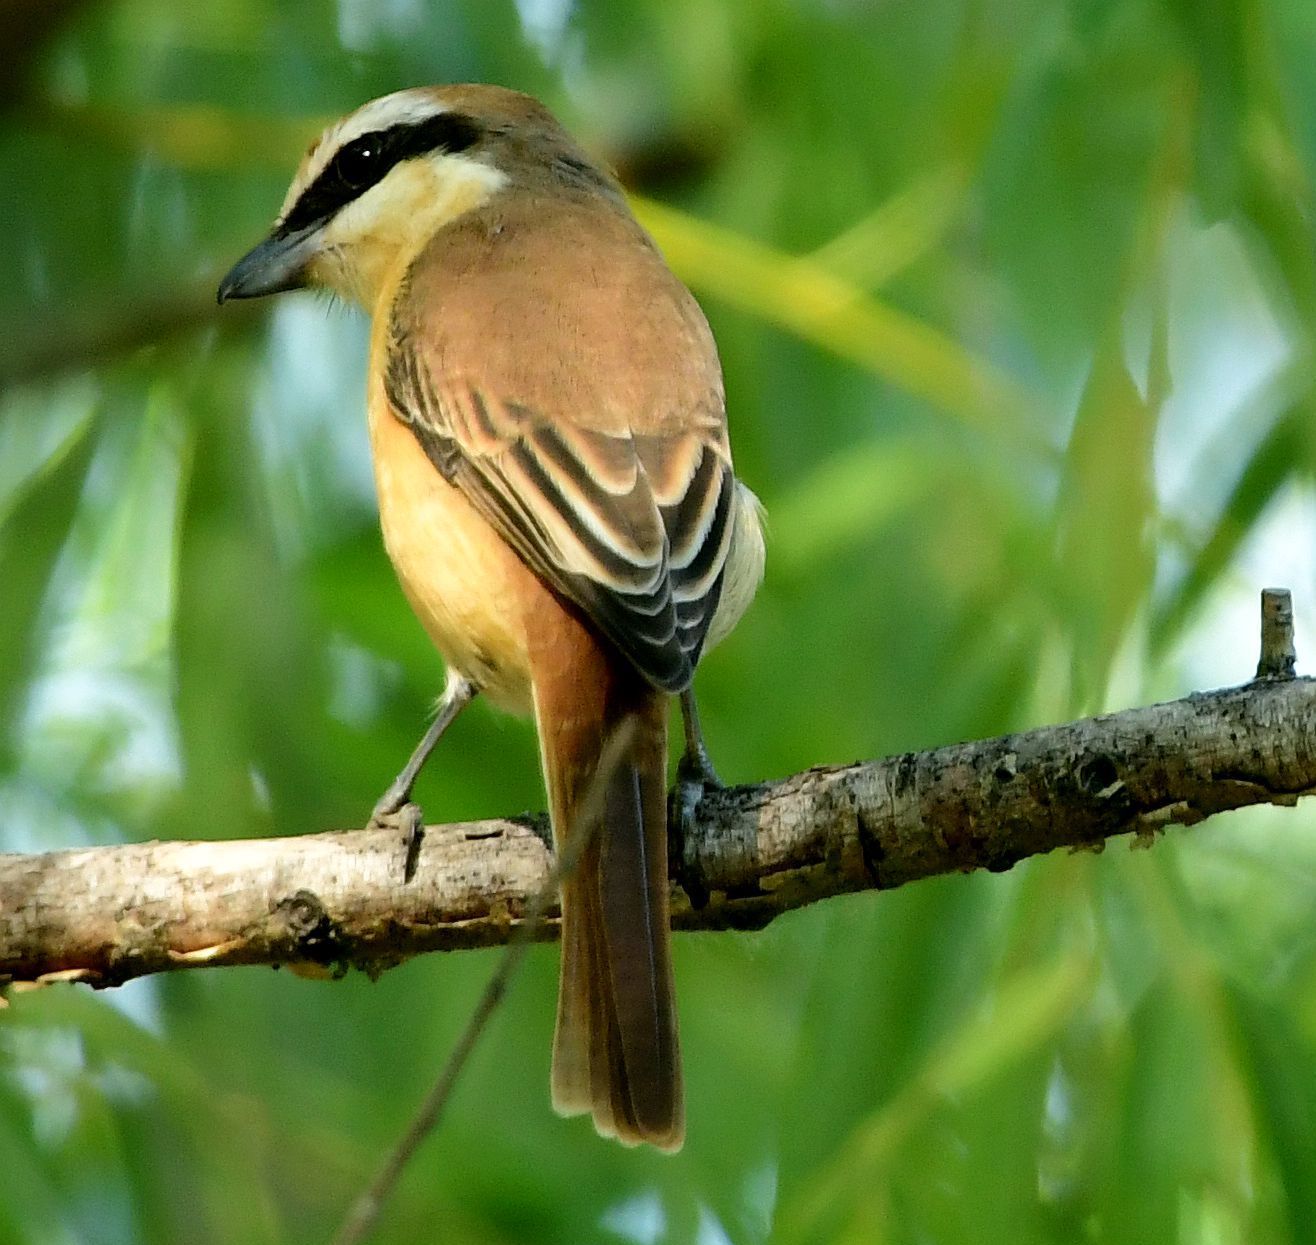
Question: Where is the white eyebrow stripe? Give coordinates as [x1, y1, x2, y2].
[282, 89, 452, 219]
[338, 90, 448, 140]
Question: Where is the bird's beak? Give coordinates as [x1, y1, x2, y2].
[216, 223, 321, 303]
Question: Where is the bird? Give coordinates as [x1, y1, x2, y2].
[217, 84, 764, 1150]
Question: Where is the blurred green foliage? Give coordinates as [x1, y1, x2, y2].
[3, 1, 1316, 1242]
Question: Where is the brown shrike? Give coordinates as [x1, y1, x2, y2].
[218, 85, 764, 1150]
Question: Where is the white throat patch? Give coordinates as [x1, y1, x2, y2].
[309, 151, 508, 308]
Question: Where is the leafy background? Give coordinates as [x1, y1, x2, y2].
[3, 1, 1316, 1242]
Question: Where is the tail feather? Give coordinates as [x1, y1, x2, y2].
[597, 738, 679, 1137]
[533, 619, 683, 1150]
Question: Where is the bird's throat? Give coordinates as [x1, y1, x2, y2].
[308, 155, 509, 308]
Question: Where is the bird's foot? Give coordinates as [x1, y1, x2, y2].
[678, 744, 722, 793]
[369, 790, 425, 884]
[670, 750, 722, 909]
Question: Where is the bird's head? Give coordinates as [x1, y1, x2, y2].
[217, 84, 619, 309]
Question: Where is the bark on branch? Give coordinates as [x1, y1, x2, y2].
[3, 671, 1315, 990]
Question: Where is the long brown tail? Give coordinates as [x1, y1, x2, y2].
[530, 608, 682, 1151]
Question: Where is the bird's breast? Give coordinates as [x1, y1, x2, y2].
[367, 381, 537, 715]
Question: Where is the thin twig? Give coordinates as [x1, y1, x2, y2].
[329, 725, 633, 1245]
[328, 881, 550, 1245]
[1257, 587, 1297, 678]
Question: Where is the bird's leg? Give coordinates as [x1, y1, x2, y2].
[677, 687, 721, 790]
[372, 669, 478, 818]
[370, 669, 477, 880]
[671, 688, 722, 895]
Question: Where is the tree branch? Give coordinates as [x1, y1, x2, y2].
[4, 670, 1314, 990]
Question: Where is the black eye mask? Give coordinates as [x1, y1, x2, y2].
[279, 111, 483, 236]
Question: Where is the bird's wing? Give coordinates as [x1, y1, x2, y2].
[382, 315, 735, 693]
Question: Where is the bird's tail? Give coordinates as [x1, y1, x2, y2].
[531, 623, 682, 1151]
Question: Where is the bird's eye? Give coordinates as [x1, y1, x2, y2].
[334, 136, 386, 189]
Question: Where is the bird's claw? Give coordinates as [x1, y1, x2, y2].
[677, 747, 721, 794]
[670, 749, 722, 910]
[368, 798, 425, 883]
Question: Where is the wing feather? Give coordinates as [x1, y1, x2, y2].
[384, 339, 732, 692]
